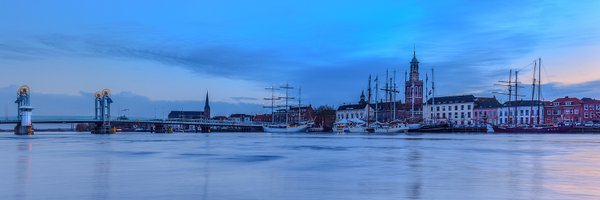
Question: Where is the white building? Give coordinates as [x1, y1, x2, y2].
[497, 100, 545, 125]
[336, 91, 376, 122]
[424, 95, 476, 125]
[336, 103, 375, 122]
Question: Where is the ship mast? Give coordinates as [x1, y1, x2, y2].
[367, 75, 372, 126]
[508, 70, 512, 125]
[432, 67, 436, 124]
[264, 86, 280, 123]
[425, 71, 428, 124]
[280, 83, 295, 125]
[537, 58, 542, 124]
[514, 71, 519, 127]
[298, 87, 302, 124]
[393, 69, 397, 121]
[375, 75, 379, 123]
[529, 60, 537, 127]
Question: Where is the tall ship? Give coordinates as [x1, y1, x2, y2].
[263, 83, 311, 133]
[334, 72, 408, 134]
[493, 58, 572, 133]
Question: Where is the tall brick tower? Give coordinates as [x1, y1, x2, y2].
[404, 48, 423, 121]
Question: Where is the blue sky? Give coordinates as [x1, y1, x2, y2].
[1, 0, 600, 117]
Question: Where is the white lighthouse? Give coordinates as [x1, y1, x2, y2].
[15, 85, 34, 135]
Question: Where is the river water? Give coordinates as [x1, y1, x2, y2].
[2, 132, 600, 200]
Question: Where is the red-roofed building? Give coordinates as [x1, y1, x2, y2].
[545, 96, 582, 124]
[581, 98, 600, 123]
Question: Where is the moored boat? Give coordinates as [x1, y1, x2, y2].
[264, 124, 309, 133]
[493, 125, 572, 133]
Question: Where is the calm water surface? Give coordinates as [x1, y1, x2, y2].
[2, 132, 600, 200]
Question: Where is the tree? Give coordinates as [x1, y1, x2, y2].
[314, 105, 337, 131]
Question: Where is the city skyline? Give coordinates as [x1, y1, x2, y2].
[1, 0, 600, 117]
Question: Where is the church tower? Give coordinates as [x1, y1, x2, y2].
[404, 48, 424, 121]
[204, 91, 211, 119]
[359, 90, 367, 105]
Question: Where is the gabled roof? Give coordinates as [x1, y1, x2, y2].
[474, 97, 501, 109]
[426, 95, 476, 104]
[337, 104, 371, 111]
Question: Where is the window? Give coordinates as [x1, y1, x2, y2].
[520, 110, 524, 116]
[597, 104, 600, 110]
[468, 105, 472, 110]
[461, 112, 465, 118]
[449, 106, 452, 111]
[436, 113, 440, 118]
[474, 112, 478, 117]
[585, 105, 589, 110]
[553, 102, 560, 106]
[442, 106, 446, 111]
[525, 110, 529, 116]
[461, 105, 464, 110]
[443, 113, 446, 118]
[547, 110, 551, 115]
[566, 101, 572, 105]
[468, 112, 471, 118]
[448, 113, 452, 118]
[436, 106, 440, 112]
[585, 112, 589, 118]
[575, 109, 579, 114]
[455, 105, 458, 110]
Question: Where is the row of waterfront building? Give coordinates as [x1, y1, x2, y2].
[334, 49, 600, 127]
[337, 92, 600, 126]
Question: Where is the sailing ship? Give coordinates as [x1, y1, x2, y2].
[263, 83, 310, 133]
[493, 58, 572, 133]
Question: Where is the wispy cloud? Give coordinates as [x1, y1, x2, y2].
[1, 0, 600, 108]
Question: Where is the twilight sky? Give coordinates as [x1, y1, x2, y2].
[1, 0, 600, 117]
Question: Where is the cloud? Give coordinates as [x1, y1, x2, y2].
[1, 0, 600, 109]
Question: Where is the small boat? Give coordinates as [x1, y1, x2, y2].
[308, 127, 325, 132]
[334, 118, 368, 133]
[407, 123, 422, 130]
[264, 124, 309, 133]
[367, 121, 409, 133]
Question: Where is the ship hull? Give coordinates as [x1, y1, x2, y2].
[264, 125, 309, 133]
[492, 126, 573, 133]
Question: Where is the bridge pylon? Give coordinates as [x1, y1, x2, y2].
[14, 85, 34, 135]
[92, 89, 115, 134]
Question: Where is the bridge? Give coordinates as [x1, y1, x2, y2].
[5, 86, 264, 135]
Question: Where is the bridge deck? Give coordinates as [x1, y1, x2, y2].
[0, 117, 264, 127]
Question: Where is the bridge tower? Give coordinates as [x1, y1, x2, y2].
[92, 89, 115, 134]
[14, 85, 34, 135]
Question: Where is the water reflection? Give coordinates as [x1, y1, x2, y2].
[405, 138, 422, 200]
[15, 141, 32, 200]
[3, 133, 600, 199]
[93, 137, 111, 199]
[92, 157, 111, 199]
